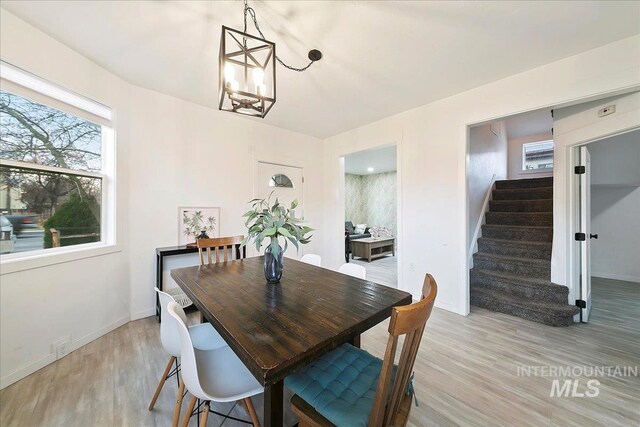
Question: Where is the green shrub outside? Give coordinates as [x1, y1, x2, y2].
[43, 194, 100, 248]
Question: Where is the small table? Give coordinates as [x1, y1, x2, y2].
[351, 237, 396, 262]
[171, 256, 412, 427]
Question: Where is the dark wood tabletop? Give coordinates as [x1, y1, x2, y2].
[171, 256, 413, 427]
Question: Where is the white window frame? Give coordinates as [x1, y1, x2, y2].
[522, 139, 554, 172]
[0, 61, 118, 272]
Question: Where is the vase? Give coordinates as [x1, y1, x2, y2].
[264, 244, 284, 283]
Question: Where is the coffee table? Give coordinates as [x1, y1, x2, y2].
[351, 237, 396, 262]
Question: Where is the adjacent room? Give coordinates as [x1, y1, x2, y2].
[344, 145, 398, 287]
[1, 1, 639, 426]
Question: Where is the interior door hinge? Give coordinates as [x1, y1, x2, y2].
[302, 176, 304, 183]
[575, 299, 586, 309]
[575, 232, 586, 241]
[575, 165, 586, 174]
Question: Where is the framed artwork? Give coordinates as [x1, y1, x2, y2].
[178, 207, 220, 246]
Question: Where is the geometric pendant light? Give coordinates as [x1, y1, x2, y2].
[219, 0, 322, 118]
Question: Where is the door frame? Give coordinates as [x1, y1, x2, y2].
[338, 142, 402, 290]
[565, 126, 640, 321]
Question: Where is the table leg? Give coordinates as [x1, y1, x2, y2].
[264, 380, 283, 427]
[350, 334, 361, 348]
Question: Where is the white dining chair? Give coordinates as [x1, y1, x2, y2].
[150, 288, 228, 427]
[166, 302, 263, 427]
[300, 253, 322, 267]
[338, 263, 366, 280]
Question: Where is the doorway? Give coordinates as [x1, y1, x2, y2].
[342, 145, 399, 288]
[573, 128, 640, 322]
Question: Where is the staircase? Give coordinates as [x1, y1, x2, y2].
[470, 177, 579, 326]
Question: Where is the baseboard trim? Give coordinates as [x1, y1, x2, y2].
[592, 272, 640, 283]
[131, 307, 157, 321]
[0, 314, 130, 390]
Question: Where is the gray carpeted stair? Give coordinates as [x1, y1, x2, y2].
[470, 177, 579, 327]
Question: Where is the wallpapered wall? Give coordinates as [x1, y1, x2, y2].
[345, 172, 397, 236]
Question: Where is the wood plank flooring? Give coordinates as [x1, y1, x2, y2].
[1, 277, 638, 426]
[351, 255, 397, 288]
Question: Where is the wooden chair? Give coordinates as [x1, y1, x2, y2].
[289, 274, 438, 427]
[196, 235, 246, 265]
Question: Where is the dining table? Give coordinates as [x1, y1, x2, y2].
[171, 255, 413, 427]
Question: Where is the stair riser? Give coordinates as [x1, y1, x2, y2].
[485, 212, 552, 227]
[473, 256, 550, 280]
[470, 277, 566, 304]
[495, 178, 553, 190]
[489, 200, 553, 212]
[470, 294, 575, 327]
[482, 226, 553, 242]
[478, 240, 551, 260]
[493, 188, 553, 200]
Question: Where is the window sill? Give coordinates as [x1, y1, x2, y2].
[0, 243, 122, 275]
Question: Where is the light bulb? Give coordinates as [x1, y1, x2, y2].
[224, 62, 235, 82]
[253, 67, 264, 85]
[230, 79, 239, 92]
[257, 83, 266, 97]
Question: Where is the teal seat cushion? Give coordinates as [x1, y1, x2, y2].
[285, 343, 384, 427]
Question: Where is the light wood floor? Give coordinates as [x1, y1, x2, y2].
[351, 255, 397, 288]
[1, 277, 638, 426]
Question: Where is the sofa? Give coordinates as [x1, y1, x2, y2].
[344, 221, 370, 262]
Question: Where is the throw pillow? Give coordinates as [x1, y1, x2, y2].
[354, 224, 367, 234]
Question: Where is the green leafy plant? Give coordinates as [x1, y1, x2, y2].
[241, 192, 313, 259]
[183, 210, 216, 242]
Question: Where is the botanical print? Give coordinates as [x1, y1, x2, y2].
[178, 207, 220, 245]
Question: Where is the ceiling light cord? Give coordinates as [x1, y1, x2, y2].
[243, 0, 317, 72]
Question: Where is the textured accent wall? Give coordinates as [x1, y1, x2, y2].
[345, 172, 397, 236]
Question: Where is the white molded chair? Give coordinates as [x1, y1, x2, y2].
[338, 263, 366, 280]
[300, 254, 322, 267]
[166, 302, 263, 427]
[150, 288, 228, 426]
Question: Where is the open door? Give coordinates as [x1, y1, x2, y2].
[255, 162, 304, 259]
[578, 145, 592, 322]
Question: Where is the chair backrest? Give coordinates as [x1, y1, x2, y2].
[368, 274, 438, 427]
[197, 235, 246, 266]
[338, 263, 366, 280]
[155, 287, 188, 357]
[166, 301, 208, 400]
[300, 254, 322, 267]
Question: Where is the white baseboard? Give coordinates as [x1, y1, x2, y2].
[0, 315, 130, 390]
[131, 307, 157, 321]
[0, 353, 56, 390]
[592, 272, 640, 283]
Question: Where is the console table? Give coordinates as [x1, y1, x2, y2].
[351, 237, 396, 262]
[155, 245, 199, 322]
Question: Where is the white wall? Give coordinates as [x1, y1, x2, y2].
[0, 10, 131, 388]
[127, 86, 323, 319]
[321, 35, 640, 315]
[507, 132, 554, 180]
[552, 92, 640, 307]
[467, 122, 507, 248]
[0, 10, 323, 388]
[589, 130, 640, 282]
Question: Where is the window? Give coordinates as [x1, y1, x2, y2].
[0, 63, 113, 258]
[522, 140, 554, 171]
[268, 173, 294, 188]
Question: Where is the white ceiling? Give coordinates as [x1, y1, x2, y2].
[2, 1, 639, 138]
[345, 145, 397, 175]
[504, 108, 553, 140]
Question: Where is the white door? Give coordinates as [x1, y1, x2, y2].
[255, 162, 304, 259]
[578, 146, 592, 322]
